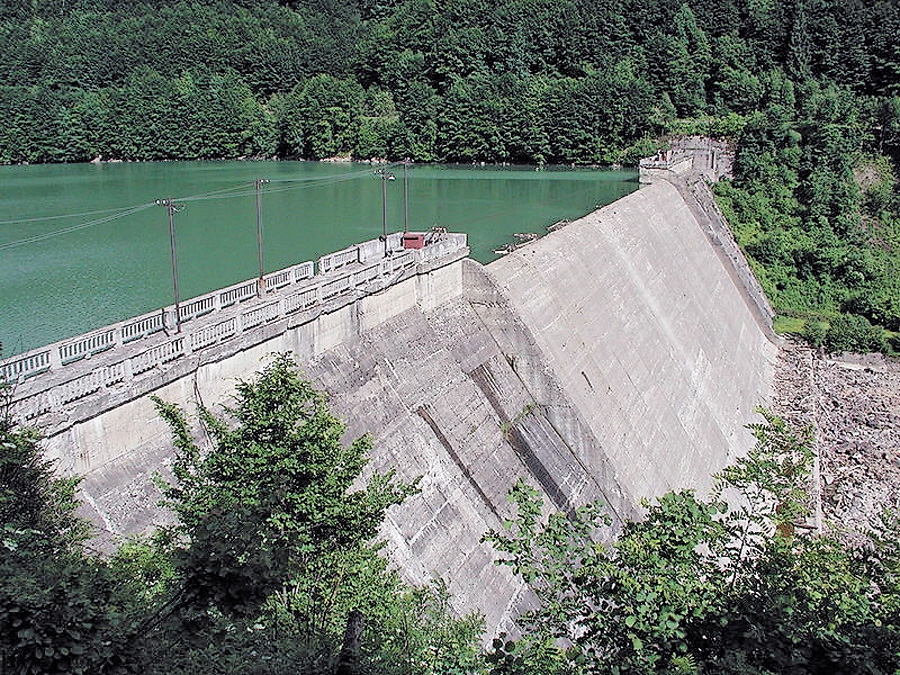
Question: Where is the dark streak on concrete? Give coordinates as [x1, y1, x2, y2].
[468, 364, 570, 512]
[416, 404, 503, 523]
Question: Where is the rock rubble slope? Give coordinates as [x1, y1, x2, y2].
[774, 341, 900, 540]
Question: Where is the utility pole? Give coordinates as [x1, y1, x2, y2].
[255, 178, 269, 296]
[156, 198, 183, 333]
[374, 169, 395, 255]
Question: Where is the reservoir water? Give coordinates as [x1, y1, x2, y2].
[0, 161, 637, 356]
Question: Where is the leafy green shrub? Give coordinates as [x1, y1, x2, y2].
[888, 333, 900, 355]
[823, 313, 888, 354]
[708, 111, 749, 137]
[484, 412, 900, 674]
[0, 398, 126, 674]
[2, 358, 484, 674]
[618, 136, 663, 166]
[801, 320, 827, 347]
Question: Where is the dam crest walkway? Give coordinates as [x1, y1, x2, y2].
[2, 230, 468, 430]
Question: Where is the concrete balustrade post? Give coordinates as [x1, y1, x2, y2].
[49, 346, 63, 372]
[122, 356, 134, 384]
[181, 329, 193, 357]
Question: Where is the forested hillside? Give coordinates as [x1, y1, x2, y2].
[1, 0, 898, 341]
[0, 0, 895, 165]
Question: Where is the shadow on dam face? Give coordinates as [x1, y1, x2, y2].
[21, 179, 776, 637]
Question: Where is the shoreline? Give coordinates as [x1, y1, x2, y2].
[3, 155, 636, 171]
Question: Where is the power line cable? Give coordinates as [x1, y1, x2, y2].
[175, 181, 257, 203]
[0, 166, 379, 227]
[265, 165, 381, 184]
[0, 166, 381, 247]
[173, 166, 383, 203]
[0, 203, 155, 226]
[0, 163, 599, 252]
[180, 169, 386, 202]
[0, 203, 155, 252]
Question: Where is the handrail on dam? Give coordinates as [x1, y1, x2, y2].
[2, 230, 467, 417]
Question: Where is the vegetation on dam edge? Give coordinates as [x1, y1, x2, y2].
[3, 356, 900, 674]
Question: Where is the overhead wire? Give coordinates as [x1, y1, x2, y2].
[265, 164, 383, 185]
[0, 203, 156, 252]
[0, 165, 385, 250]
[170, 167, 394, 203]
[0, 203, 155, 226]
[0, 163, 596, 252]
[175, 181, 259, 203]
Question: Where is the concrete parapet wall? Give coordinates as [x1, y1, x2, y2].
[639, 152, 694, 184]
[670, 135, 734, 181]
[639, 136, 735, 185]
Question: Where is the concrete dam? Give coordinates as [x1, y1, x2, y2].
[2, 176, 777, 635]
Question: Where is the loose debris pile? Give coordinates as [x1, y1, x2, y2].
[774, 339, 900, 541]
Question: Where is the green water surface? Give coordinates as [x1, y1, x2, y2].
[0, 161, 637, 355]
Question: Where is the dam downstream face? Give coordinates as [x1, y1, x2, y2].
[25, 180, 775, 636]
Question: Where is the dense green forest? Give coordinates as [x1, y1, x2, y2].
[4, 359, 900, 673]
[3, 3, 900, 669]
[714, 74, 900, 352]
[0, 0, 897, 166]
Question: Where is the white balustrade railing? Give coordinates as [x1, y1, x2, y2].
[1, 350, 51, 381]
[179, 295, 217, 321]
[58, 369, 104, 405]
[353, 262, 381, 287]
[191, 318, 237, 351]
[318, 246, 359, 274]
[219, 280, 257, 308]
[59, 329, 116, 364]
[265, 270, 292, 291]
[391, 250, 416, 271]
[122, 313, 165, 343]
[1, 232, 468, 404]
[284, 286, 318, 314]
[132, 339, 184, 375]
[242, 301, 280, 330]
[418, 233, 467, 264]
[293, 261, 315, 282]
[10, 390, 53, 420]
